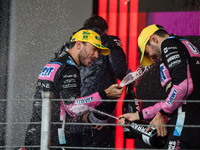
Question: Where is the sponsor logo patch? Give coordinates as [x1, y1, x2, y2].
[168, 140, 181, 150]
[63, 73, 77, 78]
[163, 46, 177, 53]
[160, 64, 167, 84]
[75, 97, 93, 104]
[67, 56, 78, 68]
[62, 83, 77, 88]
[167, 54, 180, 63]
[167, 89, 178, 106]
[165, 51, 178, 58]
[39, 67, 54, 77]
[186, 41, 199, 54]
[168, 60, 181, 68]
[196, 60, 200, 65]
[144, 110, 148, 116]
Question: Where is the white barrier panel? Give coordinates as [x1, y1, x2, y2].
[41, 91, 53, 150]
[1, 98, 200, 149]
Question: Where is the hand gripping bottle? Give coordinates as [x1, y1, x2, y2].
[125, 120, 167, 148]
[123, 86, 167, 148]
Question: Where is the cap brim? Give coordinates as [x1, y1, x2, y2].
[92, 43, 110, 56]
[99, 49, 110, 56]
[140, 53, 153, 66]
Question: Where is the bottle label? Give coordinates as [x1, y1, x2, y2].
[142, 134, 151, 145]
[130, 122, 154, 136]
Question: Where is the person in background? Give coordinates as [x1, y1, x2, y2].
[118, 24, 200, 149]
[24, 28, 124, 149]
[69, 15, 135, 149]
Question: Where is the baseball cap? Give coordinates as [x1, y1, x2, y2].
[70, 29, 110, 56]
[138, 24, 162, 66]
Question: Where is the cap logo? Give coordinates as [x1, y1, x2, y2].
[71, 38, 75, 42]
[95, 35, 101, 41]
[82, 35, 88, 40]
[94, 43, 103, 48]
[70, 29, 110, 56]
[82, 31, 90, 35]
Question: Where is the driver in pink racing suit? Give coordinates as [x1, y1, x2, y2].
[25, 28, 123, 149]
[119, 24, 200, 149]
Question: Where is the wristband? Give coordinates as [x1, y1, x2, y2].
[88, 112, 107, 124]
[159, 109, 168, 116]
[99, 91, 109, 99]
[138, 111, 144, 120]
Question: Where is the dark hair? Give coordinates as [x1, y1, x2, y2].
[153, 25, 169, 37]
[68, 41, 87, 49]
[83, 15, 108, 33]
[146, 25, 169, 47]
[69, 41, 76, 49]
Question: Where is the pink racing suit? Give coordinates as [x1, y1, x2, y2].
[139, 35, 200, 149]
[140, 35, 200, 120]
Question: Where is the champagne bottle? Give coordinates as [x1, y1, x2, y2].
[123, 86, 139, 139]
[125, 120, 167, 148]
[123, 86, 167, 148]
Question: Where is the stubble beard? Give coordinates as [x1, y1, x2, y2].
[151, 44, 161, 62]
[79, 47, 89, 67]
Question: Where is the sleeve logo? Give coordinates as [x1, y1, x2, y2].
[160, 64, 167, 84]
[186, 41, 199, 54]
[39, 67, 54, 77]
[75, 97, 93, 104]
[167, 89, 178, 106]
